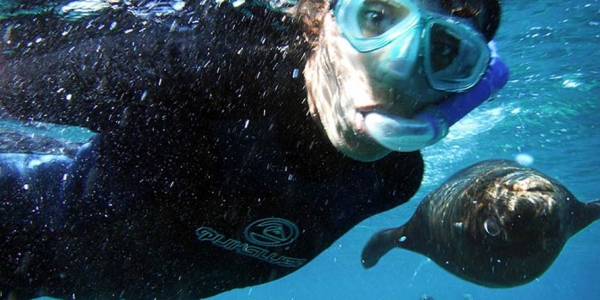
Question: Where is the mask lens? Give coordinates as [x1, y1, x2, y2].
[334, 0, 420, 52]
[429, 24, 460, 72]
[357, 1, 411, 38]
[424, 20, 490, 92]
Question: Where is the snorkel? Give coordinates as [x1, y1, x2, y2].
[364, 42, 509, 152]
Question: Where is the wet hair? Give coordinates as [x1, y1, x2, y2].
[441, 0, 501, 41]
[288, 0, 330, 46]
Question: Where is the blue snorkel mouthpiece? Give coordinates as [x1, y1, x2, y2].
[364, 42, 509, 152]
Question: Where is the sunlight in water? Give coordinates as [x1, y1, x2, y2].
[445, 106, 506, 142]
[421, 105, 508, 188]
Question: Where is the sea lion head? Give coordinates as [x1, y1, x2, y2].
[293, 0, 500, 161]
[467, 168, 569, 258]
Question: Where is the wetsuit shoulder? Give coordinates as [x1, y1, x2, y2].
[0, 3, 310, 132]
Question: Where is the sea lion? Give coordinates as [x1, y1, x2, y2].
[361, 159, 600, 287]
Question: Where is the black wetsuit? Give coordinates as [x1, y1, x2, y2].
[0, 2, 424, 299]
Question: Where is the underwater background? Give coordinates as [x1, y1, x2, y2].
[3, 0, 598, 299]
[214, 0, 600, 299]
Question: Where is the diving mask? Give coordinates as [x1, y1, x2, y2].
[334, 0, 491, 92]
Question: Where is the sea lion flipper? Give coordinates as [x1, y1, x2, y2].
[571, 199, 600, 234]
[588, 199, 600, 219]
[361, 227, 403, 269]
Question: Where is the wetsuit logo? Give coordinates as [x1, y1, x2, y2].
[244, 218, 299, 247]
[195, 218, 306, 268]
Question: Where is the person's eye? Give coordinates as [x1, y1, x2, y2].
[363, 10, 386, 35]
[358, 3, 408, 38]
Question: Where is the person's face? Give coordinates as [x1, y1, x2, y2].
[357, 46, 450, 117]
[304, 0, 499, 161]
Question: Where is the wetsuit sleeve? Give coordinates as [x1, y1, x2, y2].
[0, 4, 310, 132]
[0, 154, 72, 298]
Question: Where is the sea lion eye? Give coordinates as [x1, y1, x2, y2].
[484, 217, 501, 236]
[358, 2, 410, 37]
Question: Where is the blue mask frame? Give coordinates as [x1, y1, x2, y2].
[334, 0, 491, 92]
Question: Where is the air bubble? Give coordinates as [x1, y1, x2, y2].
[515, 153, 534, 166]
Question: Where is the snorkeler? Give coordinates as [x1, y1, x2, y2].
[0, 0, 506, 298]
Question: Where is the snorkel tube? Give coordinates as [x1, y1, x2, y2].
[364, 41, 509, 152]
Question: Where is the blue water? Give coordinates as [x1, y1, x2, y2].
[211, 0, 600, 299]
[7, 0, 600, 299]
